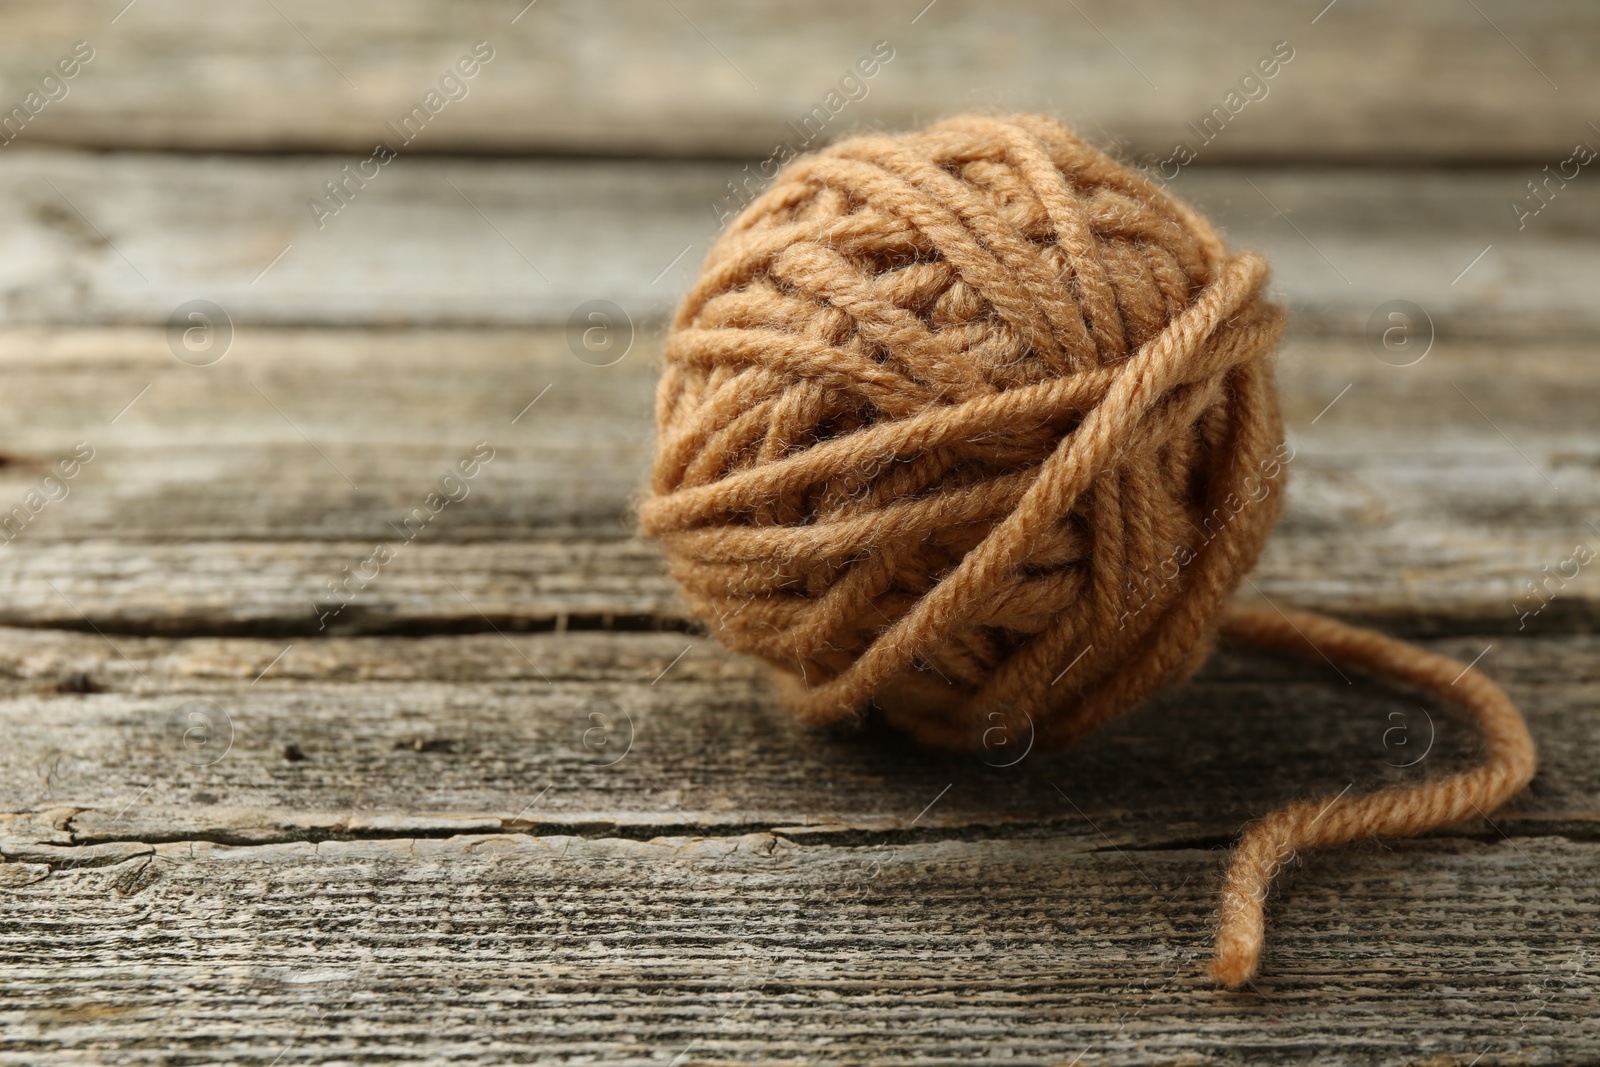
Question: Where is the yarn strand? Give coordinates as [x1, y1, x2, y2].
[1209, 604, 1538, 988]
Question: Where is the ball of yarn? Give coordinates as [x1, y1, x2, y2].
[641, 113, 1287, 752]
[640, 112, 1536, 989]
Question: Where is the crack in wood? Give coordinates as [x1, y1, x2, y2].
[11, 817, 1596, 863]
[8, 611, 705, 641]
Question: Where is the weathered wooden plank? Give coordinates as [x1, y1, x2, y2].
[0, 0, 1595, 163]
[0, 832, 1594, 1064]
[0, 329, 1593, 633]
[0, 326, 659, 542]
[0, 627, 1594, 848]
[0, 153, 1596, 333]
[5, 531, 1600, 639]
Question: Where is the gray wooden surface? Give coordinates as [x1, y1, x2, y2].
[0, 329, 1592, 631]
[0, 0, 1596, 162]
[1, 153, 1597, 335]
[1, 3, 1598, 1064]
[0, 320, 1596, 1061]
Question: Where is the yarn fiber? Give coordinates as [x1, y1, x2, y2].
[640, 114, 1535, 987]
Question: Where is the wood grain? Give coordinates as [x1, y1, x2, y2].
[0, 0, 1594, 162]
[0, 152, 1596, 333]
[0, 626, 1596, 850]
[0, 832, 1594, 1064]
[0, 328, 1592, 636]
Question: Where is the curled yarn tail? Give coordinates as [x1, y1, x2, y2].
[1208, 604, 1537, 989]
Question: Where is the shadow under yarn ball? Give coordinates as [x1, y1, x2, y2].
[643, 113, 1286, 752]
[639, 113, 1533, 988]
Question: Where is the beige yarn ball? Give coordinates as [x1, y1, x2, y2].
[641, 112, 1287, 754]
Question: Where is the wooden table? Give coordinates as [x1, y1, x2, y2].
[0, 3, 1596, 1063]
